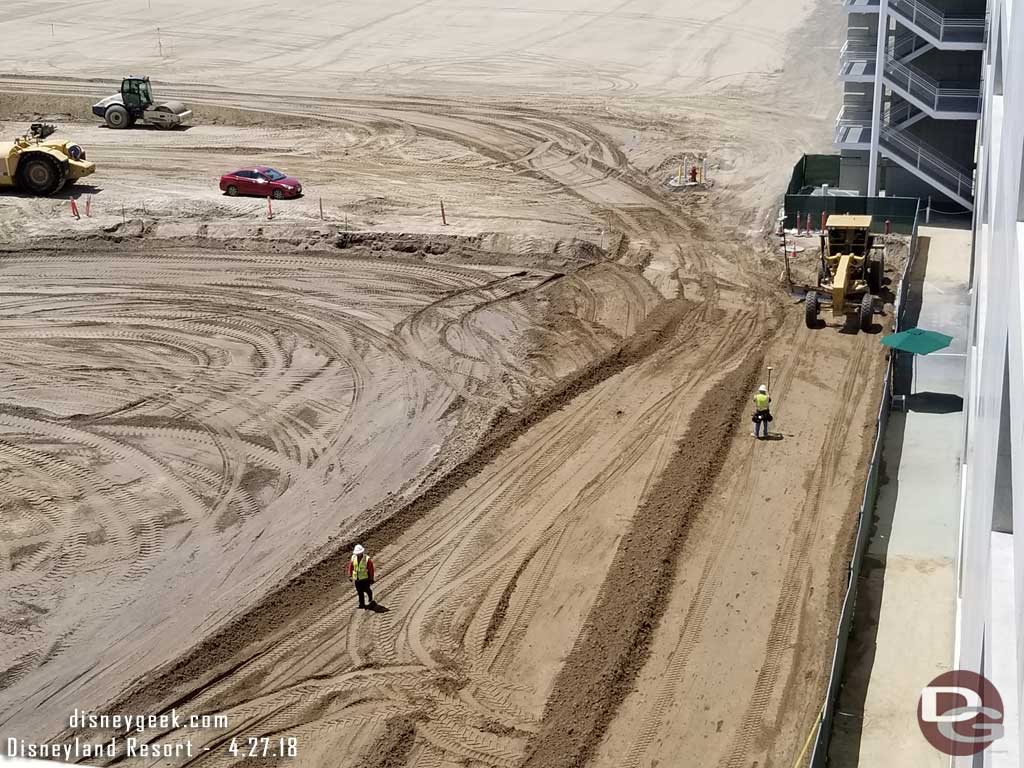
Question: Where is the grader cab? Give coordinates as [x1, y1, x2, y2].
[804, 215, 883, 332]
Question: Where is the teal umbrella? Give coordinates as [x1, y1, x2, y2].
[881, 328, 953, 397]
[881, 328, 953, 355]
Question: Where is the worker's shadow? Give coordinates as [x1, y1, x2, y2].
[366, 602, 390, 613]
[760, 433, 785, 441]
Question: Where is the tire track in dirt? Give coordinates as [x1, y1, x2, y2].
[3, 242, 654, 740]
[51, 283, 728, 768]
[330, 303, 760, 764]
[612, 314, 807, 768]
[0, 38, 866, 765]
[718, 333, 873, 768]
[26, 243, 667, 736]
[2, 78, 675, 246]
[521, 351, 764, 768]
[587, 303, 890, 768]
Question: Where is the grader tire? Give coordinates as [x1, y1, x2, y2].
[859, 293, 874, 332]
[867, 258, 882, 293]
[805, 290, 819, 329]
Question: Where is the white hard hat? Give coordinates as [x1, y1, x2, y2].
[758, 384, 768, 393]
[353, 544, 365, 555]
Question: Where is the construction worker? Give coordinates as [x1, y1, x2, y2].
[752, 384, 773, 439]
[347, 544, 376, 609]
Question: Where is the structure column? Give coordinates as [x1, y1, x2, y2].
[867, 0, 890, 195]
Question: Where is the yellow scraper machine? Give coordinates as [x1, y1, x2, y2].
[804, 214, 883, 332]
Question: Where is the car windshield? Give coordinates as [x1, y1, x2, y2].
[261, 169, 286, 181]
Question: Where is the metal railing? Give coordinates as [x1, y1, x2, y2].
[884, 100, 923, 128]
[889, 30, 932, 61]
[885, 100, 911, 124]
[878, 126, 975, 202]
[834, 106, 874, 145]
[889, 0, 986, 45]
[838, 40, 878, 78]
[834, 101, 925, 147]
[883, 55, 982, 116]
[842, 0, 881, 10]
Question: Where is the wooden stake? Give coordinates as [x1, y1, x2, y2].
[782, 234, 792, 288]
[440, 199, 447, 226]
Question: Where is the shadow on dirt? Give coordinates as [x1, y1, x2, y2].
[1, 184, 104, 200]
[96, 124, 192, 132]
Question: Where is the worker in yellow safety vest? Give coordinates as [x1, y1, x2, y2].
[752, 384, 773, 439]
[346, 544, 376, 609]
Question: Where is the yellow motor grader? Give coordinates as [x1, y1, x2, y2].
[0, 124, 96, 196]
[804, 214, 883, 332]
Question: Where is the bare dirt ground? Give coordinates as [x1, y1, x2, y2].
[0, 2, 896, 767]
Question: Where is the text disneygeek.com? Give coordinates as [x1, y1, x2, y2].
[6, 709, 299, 761]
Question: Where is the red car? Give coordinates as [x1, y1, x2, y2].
[219, 166, 302, 199]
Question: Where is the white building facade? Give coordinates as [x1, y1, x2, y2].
[958, 0, 1023, 764]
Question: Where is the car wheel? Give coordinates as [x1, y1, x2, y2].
[271, 188, 284, 200]
[105, 104, 131, 129]
[16, 153, 66, 196]
[226, 185, 238, 197]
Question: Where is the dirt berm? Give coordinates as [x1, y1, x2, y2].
[523, 354, 764, 767]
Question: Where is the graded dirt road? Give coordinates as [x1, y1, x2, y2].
[0, 2, 892, 767]
[587, 319, 886, 768]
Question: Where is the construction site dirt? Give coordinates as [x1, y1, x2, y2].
[0, 2, 895, 767]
